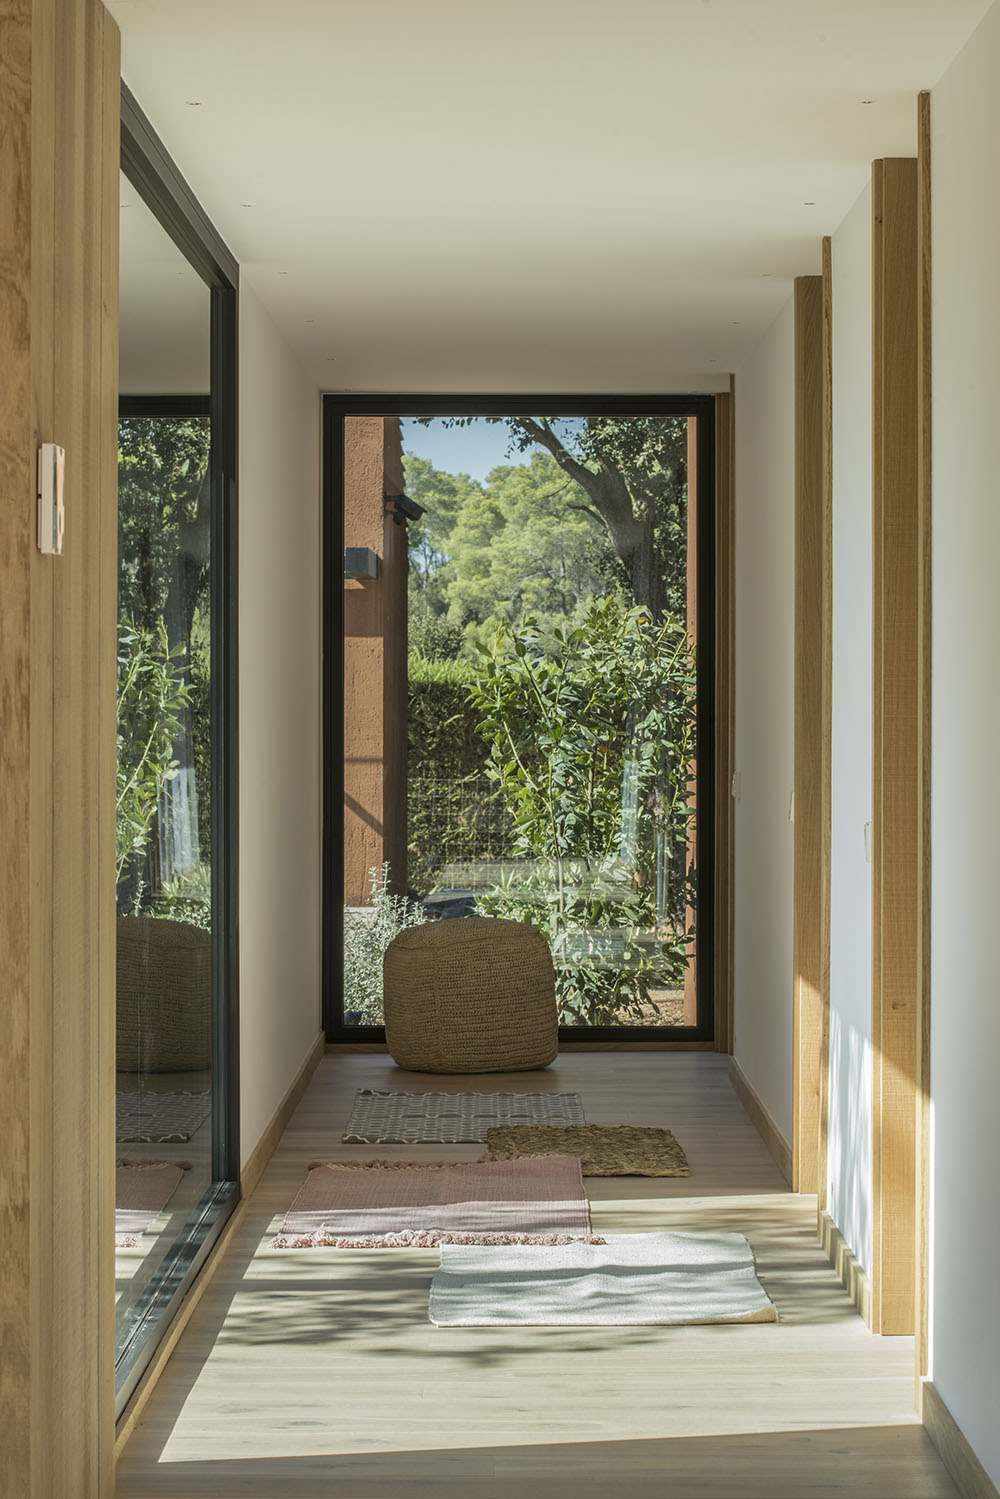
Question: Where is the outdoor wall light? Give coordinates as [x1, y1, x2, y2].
[385, 493, 425, 526]
[344, 546, 379, 579]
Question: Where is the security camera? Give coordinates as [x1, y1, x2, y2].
[385, 493, 426, 525]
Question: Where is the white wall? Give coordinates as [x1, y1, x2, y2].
[929, 3, 1000, 1485]
[238, 279, 323, 1166]
[732, 296, 795, 1143]
[825, 182, 873, 1274]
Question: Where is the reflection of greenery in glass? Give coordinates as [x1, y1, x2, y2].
[468, 597, 696, 1027]
[117, 416, 211, 920]
[343, 865, 427, 1024]
[116, 617, 189, 888]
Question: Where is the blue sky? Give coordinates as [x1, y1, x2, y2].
[400, 416, 582, 482]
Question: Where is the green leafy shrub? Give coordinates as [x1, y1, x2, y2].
[343, 864, 428, 1024]
[468, 594, 696, 1025]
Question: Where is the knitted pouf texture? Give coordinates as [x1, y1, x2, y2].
[116, 914, 212, 1073]
[383, 917, 558, 1074]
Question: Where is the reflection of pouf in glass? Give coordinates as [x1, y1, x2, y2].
[116, 915, 212, 1073]
[383, 917, 558, 1073]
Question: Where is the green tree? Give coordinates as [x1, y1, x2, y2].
[117, 415, 213, 895]
[442, 454, 618, 639]
[403, 455, 480, 613]
[118, 415, 211, 648]
[402, 451, 621, 651]
[413, 415, 689, 620]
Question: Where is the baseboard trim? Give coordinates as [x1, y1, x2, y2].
[727, 1057, 793, 1183]
[242, 1029, 326, 1196]
[115, 1029, 326, 1456]
[818, 1207, 872, 1326]
[923, 1380, 1000, 1499]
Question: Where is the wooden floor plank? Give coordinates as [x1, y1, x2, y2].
[115, 1053, 957, 1499]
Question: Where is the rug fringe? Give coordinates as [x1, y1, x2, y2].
[307, 1155, 574, 1172]
[270, 1230, 606, 1250]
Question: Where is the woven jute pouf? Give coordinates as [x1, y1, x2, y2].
[117, 914, 212, 1073]
[383, 917, 558, 1074]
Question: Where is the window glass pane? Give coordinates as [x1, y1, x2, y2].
[342, 415, 699, 1032]
[115, 172, 214, 1331]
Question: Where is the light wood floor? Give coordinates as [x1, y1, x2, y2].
[115, 1052, 957, 1498]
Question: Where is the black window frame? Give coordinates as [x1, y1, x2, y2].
[322, 394, 715, 1045]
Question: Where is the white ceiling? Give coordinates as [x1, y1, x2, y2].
[108, 0, 993, 394]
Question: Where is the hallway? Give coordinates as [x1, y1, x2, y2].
[114, 1053, 957, 1498]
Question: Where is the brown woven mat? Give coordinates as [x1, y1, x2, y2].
[484, 1124, 691, 1177]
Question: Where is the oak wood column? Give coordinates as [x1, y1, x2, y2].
[792, 269, 832, 1196]
[871, 155, 920, 1336]
[0, 1, 120, 1493]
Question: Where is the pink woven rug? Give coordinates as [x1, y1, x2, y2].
[115, 1158, 189, 1247]
[271, 1155, 600, 1248]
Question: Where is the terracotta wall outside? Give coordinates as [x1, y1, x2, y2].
[343, 416, 408, 904]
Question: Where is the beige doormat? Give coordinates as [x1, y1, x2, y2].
[270, 1155, 601, 1248]
[484, 1123, 690, 1176]
[429, 1231, 777, 1325]
[115, 1158, 190, 1247]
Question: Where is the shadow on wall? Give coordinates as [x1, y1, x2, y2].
[826, 1006, 872, 1274]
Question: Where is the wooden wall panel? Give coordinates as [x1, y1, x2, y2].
[0, 1, 36, 1491]
[915, 91, 933, 1397]
[871, 156, 920, 1336]
[792, 274, 827, 1194]
[0, 2, 119, 1494]
[817, 237, 833, 1217]
[714, 383, 735, 1053]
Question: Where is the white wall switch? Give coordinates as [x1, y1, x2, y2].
[37, 443, 65, 555]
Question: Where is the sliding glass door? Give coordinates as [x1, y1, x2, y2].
[115, 90, 239, 1415]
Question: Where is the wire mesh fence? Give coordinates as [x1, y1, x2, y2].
[407, 776, 516, 894]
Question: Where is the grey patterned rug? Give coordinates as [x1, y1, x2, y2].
[116, 1090, 212, 1144]
[342, 1089, 586, 1144]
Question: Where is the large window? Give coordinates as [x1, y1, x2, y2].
[326, 400, 715, 1043]
[114, 90, 238, 1416]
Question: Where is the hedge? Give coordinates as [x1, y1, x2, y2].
[407, 652, 513, 893]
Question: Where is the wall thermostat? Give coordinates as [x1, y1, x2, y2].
[37, 443, 65, 556]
